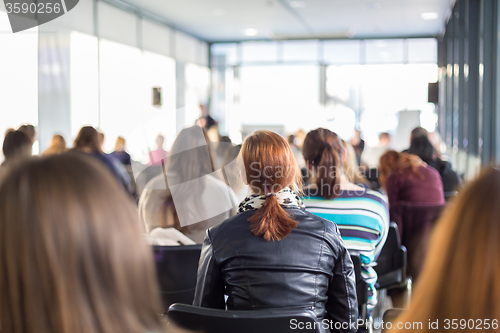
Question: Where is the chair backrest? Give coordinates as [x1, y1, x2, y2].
[350, 254, 368, 317]
[168, 303, 323, 333]
[374, 222, 407, 289]
[389, 203, 445, 281]
[153, 245, 202, 312]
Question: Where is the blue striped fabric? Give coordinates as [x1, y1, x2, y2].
[303, 189, 389, 309]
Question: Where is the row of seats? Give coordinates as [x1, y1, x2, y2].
[156, 223, 409, 332]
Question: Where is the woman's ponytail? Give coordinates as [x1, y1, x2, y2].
[248, 195, 298, 241]
[317, 143, 341, 199]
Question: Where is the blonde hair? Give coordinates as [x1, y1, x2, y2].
[115, 136, 126, 151]
[42, 134, 67, 156]
[0, 153, 164, 333]
[390, 167, 500, 332]
[341, 139, 370, 188]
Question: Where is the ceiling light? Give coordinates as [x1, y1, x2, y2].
[245, 28, 258, 36]
[212, 9, 225, 16]
[421, 12, 439, 20]
[290, 1, 306, 8]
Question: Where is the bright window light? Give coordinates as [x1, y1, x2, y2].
[421, 12, 439, 20]
[244, 28, 258, 36]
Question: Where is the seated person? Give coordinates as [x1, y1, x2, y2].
[194, 130, 358, 332]
[302, 128, 389, 313]
[379, 150, 445, 208]
[390, 167, 500, 333]
[0, 153, 165, 333]
[139, 125, 237, 244]
[406, 136, 461, 201]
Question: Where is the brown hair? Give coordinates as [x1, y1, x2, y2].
[378, 150, 424, 188]
[0, 154, 164, 333]
[241, 130, 302, 241]
[390, 167, 500, 332]
[2, 130, 32, 161]
[302, 128, 344, 200]
[74, 126, 101, 153]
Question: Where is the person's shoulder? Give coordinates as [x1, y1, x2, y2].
[208, 211, 252, 239]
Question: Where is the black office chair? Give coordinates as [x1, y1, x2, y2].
[167, 303, 324, 333]
[153, 245, 202, 313]
[374, 223, 410, 291]
[350, 254, 370, 332]
[373, 223, 411, 322]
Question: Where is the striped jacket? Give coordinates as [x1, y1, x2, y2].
[303, 189, 389, 309]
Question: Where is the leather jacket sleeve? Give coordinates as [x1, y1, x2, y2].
[192, 230, 225, 309]
[325, 239, 359, 333]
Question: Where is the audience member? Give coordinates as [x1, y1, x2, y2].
[194, 130, 358, 332]
[139, 125, 237, 244]
[402, 126, 428, 153]
[0, 154, 165, 333]
[109, 136, 132, 166]
[361, 132, 391, 169]
[390, 167, 500, 333]
[350, 128, 365, 165]
[342, 139, 371, 189]
[1, 130, 32, 167]
[302, 128, 389, 313]
[149, 134, 168, 165]
[42, 134, 67, 156]
[18, 124, 36, 144]
[73, 126, 125, 187]
[379, 150, 445, 284]
[407, 136, 461, 200]
[379, 151, 445, 208]
[4, 128, 14, 136]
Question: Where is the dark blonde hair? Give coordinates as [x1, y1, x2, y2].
[302, 128, 344, 200]
[74, 126, 101, 153]
[242, 130, 302, 241]
[391, 167, 500, 332]
[0, 154, 164, 333]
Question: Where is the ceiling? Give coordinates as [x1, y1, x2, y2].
[125, 0, 454, 42]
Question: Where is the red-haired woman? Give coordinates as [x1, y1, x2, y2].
[194, 130, 358, 332]
[378, 150, 445, 208]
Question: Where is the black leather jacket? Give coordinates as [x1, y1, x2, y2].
[193, 208, 358, 332]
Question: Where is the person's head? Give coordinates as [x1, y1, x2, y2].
[379, 132, 391, 146]
[50, 134, 66, 149]
[302, 128, 345, 200]
[2, 130, 32, 162]
[408, 135, 435, 164]
[288, 134, 296, 146]
[156, 135, 165, 149]
[115, 136, 126, 151]
[4, 128, 14, 137]
[18, 124, 36, 144]
[410, 126, 429, 143]
[241, 130, 302, 241]
[159, 126, 215, 232]
[42, 134, 67, 156]
[0, 154, 164, 333]
[342, 139, 369, 188]
[74, 126, 101, 153]
[378, 150, 424, 188]
[391, 167, 500, 332]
